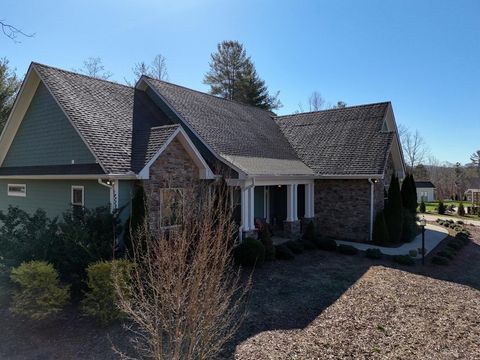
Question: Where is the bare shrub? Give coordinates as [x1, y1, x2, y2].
[114, 180, 250, 360]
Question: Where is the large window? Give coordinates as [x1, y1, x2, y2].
[71, 186, 84, 207]
[8, 184, 26, 197]
[160, 188, 184, 227]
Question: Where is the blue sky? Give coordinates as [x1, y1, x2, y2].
[3, 0, 479, 164]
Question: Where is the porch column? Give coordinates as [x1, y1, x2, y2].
[286, 184, 298, 221]
[241, 187, 249, 230]
[248, 186, 255, 230]
[305, 183, 315, 218]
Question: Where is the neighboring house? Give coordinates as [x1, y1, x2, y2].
[0, 62, 405, 242]
[465, 189, 480, 204]
[415, 181, 436, 202]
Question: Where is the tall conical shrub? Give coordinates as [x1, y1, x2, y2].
[401, 174, 417, 214]
[385, 174, 403, 244]
[372, 211, 389, 245]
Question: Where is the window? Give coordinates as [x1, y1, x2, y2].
[8, 184, 26, 197]
[160, 188, 184, 227]
[71, 186, 84, 207]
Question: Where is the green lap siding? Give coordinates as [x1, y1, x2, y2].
[0, 180, 110, 219]
[2, 82, 96, 167]
[117, 180, 134, 223]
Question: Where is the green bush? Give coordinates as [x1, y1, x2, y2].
[447, 239, 463, 251]
[259, 226, 275, 261]
[337, 244, 358, 255]
[455, 232, 470, 245]
[365, 248, 383, 259]
[432, 256, 449, 265]
[408, 249, 418, 258]
[234, 237, 265, 266]
[437, 249, 455, 260]
[49, 206, 121, 288]
[372, 211, 389, 245]
[438, 201, 446, 215]
[385, 174, 403, 244]
[10, 261, 70, 320]
[82, 260, 131, 325]
[274, 244, 295, 260]
[301, 239, 317, 250]
[303, 221, 316, 242]
[393, 255, 415, 266]
[419, 200, 426, 213]
[401, 210, 418, 243]
[456, 220, 464, 225]
[316, 238, 337, 251]
[285, 240, 304, 254]
[0, 207, 58, 267]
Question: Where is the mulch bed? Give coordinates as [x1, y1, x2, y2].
[235, 266, 480, 360]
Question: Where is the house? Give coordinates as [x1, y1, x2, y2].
[465, 189, 480, 204]
[0, 62, 405, 242]
[415, 181, 436, 202]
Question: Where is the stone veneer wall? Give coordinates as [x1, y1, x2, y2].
[314, 179, 384, 242]
[142, 138, 204, 232]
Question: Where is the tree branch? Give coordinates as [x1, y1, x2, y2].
[0, 20, 34, 42]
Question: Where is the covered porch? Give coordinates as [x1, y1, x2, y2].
[228, 178, 315, 239]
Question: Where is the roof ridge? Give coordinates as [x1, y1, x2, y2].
[274, 101, 391, 120]
[31, 61, 133, 90]
[143, 76, 276, 115]
[150, 124, 180, 130]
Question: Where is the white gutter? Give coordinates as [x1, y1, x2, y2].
[368, 178, 375, 241]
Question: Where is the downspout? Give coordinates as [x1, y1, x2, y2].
[97, 179, 117, 212]
[368, 178, 375, 241]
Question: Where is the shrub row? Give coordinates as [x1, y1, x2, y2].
[431, 231, 470, 266]
[9, 259, 131, 325]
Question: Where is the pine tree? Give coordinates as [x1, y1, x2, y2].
[372, 211, 389, 245]
[238, 61, 281, 110]
[204, 40, 281, 110]
[385, 174, 403, 243]
[0, 58, 20, 133]
[410, 174, 417, 212]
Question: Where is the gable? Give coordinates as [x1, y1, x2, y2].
[2, 82, 96, 168]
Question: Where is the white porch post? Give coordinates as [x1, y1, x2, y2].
[286, 184, 298, 222]
[305, 183, 315, 218]
[264, 186, 270, 223]
[248, 186, 255, 230]
[241, 187, 249, 231]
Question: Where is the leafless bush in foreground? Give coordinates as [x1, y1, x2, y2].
[114, 181, 250, 360]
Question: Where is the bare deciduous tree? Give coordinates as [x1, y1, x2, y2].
[308, 91, 325, 111]
[0, 20, 34, 42]
[77, 57, 112, 80]
[129, 54, 169, 85]
[114, 180, 249, 360]
[398, 125, 429, 171]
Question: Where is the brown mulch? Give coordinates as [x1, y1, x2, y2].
[235, 266, 480, 360]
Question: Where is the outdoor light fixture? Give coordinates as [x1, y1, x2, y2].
[419, 216, 427, 265]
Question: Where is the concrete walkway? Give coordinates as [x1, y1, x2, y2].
[335, 224, 449, 258]
[421, 213, 480, 227]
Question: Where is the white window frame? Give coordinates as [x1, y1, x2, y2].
[159, 188, 184, 228]
[71, 186, 85, 207]
[8, 183, 26, 197]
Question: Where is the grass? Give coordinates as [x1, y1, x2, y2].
[421, 200, 480, 219]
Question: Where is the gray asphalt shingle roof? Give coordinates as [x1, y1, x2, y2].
[275, 103, 394, 176]
[30, 63, 395, 178]
[33, 63, 173, 174]
[144, 124, 179, 166]
[144, 78, 313, 176]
